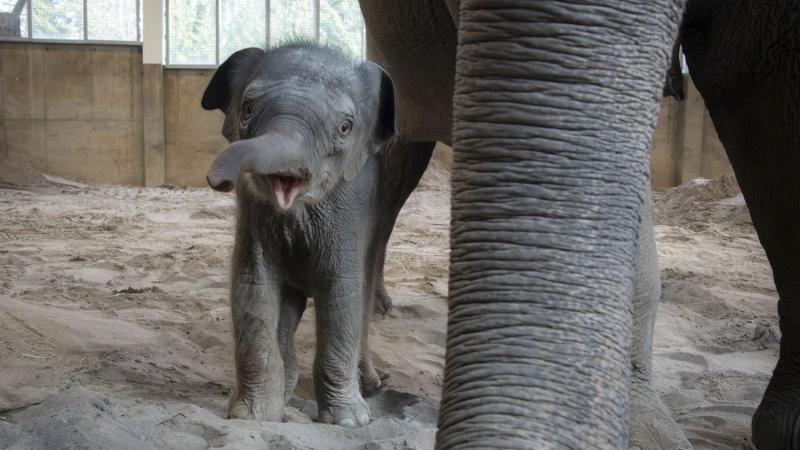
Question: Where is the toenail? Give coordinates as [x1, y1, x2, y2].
[338, 417, 356, 427]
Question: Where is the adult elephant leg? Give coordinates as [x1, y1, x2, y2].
[712, 98, 800, 448]
[628, 187, 691, 449]
[437, 1, 685, 448]
[678, 2, 800, 447]
[746, 160, 800, 449]
[709, 69, 800, 450]
[371, 139, 435, 317]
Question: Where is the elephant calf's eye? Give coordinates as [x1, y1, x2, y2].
[338, 119, 353, 136]
[241, 100, 254, 124]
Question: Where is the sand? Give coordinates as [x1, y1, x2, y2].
[0, 155, 776, 449]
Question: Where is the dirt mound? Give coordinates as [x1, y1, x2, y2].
[0, 160, 46, 187]
[654, 175, 752, 233]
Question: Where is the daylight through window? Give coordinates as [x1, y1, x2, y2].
[0, 0, 366, 66]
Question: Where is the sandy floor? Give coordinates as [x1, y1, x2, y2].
[0, 158, 776, 449]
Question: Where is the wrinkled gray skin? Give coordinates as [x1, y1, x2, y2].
[361, 0, 799, 448]
[200, 44, 399, 427]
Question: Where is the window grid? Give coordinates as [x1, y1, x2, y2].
[165, 0, 366, 67]
[0, 0, 142, 44]
[0, 0, 366, 66]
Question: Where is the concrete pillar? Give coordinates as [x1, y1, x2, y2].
[678, 76, 706, 184]
[142, 0, 165, 186]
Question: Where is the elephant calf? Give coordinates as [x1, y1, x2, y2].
[200, 43, 397, 427]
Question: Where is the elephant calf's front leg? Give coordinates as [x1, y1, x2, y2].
[228, 274, 286, 421]
[314, 278, 370, 427]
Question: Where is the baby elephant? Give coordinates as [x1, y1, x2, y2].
[201, 43, 397, 427]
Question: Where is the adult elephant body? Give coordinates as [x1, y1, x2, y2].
[361, 0, 800, 448]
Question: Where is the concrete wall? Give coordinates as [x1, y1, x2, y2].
[0, 43, 144, 185]
[650, 77, 733, 189]
[0, 42, 732, 189]
[163, 69, 226, 187]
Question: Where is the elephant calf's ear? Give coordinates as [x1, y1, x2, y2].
[202, 48, 264, 140]
[344, 62, 397, 182]
[362, 61, 398, 148]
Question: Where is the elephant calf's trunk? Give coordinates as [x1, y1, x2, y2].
[207, 132, 310, 194]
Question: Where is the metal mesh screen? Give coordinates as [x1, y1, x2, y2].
[87, 0, 137, 41]
[168, 0, 216, 65]
[319, 0, 363, 60]
[219, 0, 265, 63]
[110, 0, 373, 65]
[269, 0, 314, 45]
[31, 0, 83, 40]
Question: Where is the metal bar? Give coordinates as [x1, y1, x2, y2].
[164, 0, 169, 64]
[314, 0, 320, 42]
[164, 64, 216, 70]
[83, 0, 88, 40]
[264, 0, 269, 48]
[136, 0, 141, 42]
[214, 0, 219, 64]
[0, 37, 143, 46]
[27, 0, 32, 38]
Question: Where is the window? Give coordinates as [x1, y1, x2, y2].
[88, 0, 140, 41]
[219, 0, 266, 62]
[167, 0, 215, 64]
[166, 0, 366, 66]
[0, 0, 141, 42]
[319, 0, 363, 60]
[0, 0, 366, 63]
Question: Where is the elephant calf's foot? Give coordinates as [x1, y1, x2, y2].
[752, 380, 800, 449]
[318, 390, 370, 427]
[629, 381, 691, 450]
[227, 388, 283, 421]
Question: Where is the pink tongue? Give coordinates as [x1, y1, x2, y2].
[272, 176, 300, 209]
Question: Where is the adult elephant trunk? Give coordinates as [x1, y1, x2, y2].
[437, 1, 684, 448]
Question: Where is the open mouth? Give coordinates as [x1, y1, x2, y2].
[269, 174, 305, 210]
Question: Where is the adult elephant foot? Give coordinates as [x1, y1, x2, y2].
[752, 388, 800, 450]
[629, 381, 691, 450]
[752, 320, 800, 450]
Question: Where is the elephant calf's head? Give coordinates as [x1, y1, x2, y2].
[201, 43, 397, 209]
